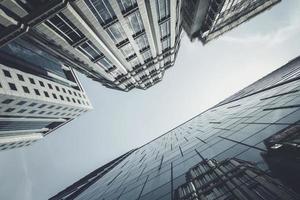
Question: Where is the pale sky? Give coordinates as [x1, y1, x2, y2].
[0, 1, 300, 200]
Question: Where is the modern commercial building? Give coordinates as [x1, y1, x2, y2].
[0, 0, 182, 91]
[182, 0, 281, 44]
[50, 56, 300, 200]
[0, 35, 92, 151]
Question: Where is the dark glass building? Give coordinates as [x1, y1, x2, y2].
[51, 56, 300, 200]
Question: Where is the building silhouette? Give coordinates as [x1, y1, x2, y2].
[50, 56, 300, 199]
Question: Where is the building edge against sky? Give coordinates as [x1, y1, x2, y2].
[0, 34, 92, 151]
[181, 0, 281, 44]
[50, 56, 300, 199]
[0, 0, 281, 91]
[0, 0, 182, 91]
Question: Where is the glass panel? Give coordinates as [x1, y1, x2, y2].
[159, 21, 170, 38]
[156, 0, 170, 21]
[0, 38, 66, 79]
[78, 41, 103, 60]
[46, 13, 84, 44]
[97, 57, 114, 70]
[106, 22, 127, 44]
[85, 0, 116, 25]
[117, 0, 137, 12]
[120, 43, 135, 59]
[127, 11, 144, 35]
[135, 35, 149, 51]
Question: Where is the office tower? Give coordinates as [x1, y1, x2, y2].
[0, 36, 92, 151]
[0, 0, 182, 91]
[182, 0, 281, 44]
[51, 56, 300, 200]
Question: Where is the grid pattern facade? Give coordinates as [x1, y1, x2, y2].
[51, 56, 300, 200]
[175, 158, 297, 200]
[0, 0, 182, 91]
[182, 0, 280, 44]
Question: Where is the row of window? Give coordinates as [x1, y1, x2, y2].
[1, 69, 89, 106]
[1, 98, 85, 113]
[2, 69, 86, 99]
[1, 106, 81, 117]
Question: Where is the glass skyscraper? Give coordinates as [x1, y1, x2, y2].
[51, 56, 300, 199]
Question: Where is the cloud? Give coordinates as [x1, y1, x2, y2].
[220, 2, 300, 47]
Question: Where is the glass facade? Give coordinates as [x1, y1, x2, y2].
[0, 38, 67, 79]
[51, 57, 300, 200]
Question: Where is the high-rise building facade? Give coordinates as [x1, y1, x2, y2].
[0, 35, 92, 151]
[51, 56, 300, 200]
[0, 0, 182, 91]
[182, 0, 281, 44]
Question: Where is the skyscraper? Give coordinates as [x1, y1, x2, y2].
[182, 0, 281, 44]
[0, 35, 92, 151]
[0, 0, 182, 91]
[50, 56, 300, 200]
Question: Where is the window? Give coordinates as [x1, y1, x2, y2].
[17, 74, 24, 81]
[97, 57, 115, 71]
[120, 43, 135, 59]
[142, 49, 152, 62]
[47, 112, 53, 115]
[29, 78, 35, 84]
[56, 106, 62, 110]
[22, 86, 30, 93]
[5, 108, 15, 112]
[38, 104, 46, 108]
[162, 38, 171, 52]
[106, 22, 127, 44]
[17, 101, 26, 105]
[30, 110, 37, 114]
[156, 0, 170, 21]
[29, 103, 37, 107]
[66, 97, 70, 102]
[3, 69, 11, 78]
[8, 83, 17, 91]
[52, 93, 57, 99]
[73, 91, 77, 96]
[127, 12, 144, 35]
[62, 88, 66, 93]
[39, 81, 44, 87]
[68, 90, 72, 95]
[46, 13, 85, 44]
[39, 111, 45, 114]
[48, 83, 53, 89]
[34, 89, 40, 96]
[85, 0, 116, 25]
[48, 105, 54, 109]
[60, 95, 64, 100]
[18, 109, 26, 113]
[117, 0, 137, 13]
[55, 86, 60, 91]
[159, 21, 170, 38]
[44, 91, 49, 97]
[78, 41, 104, 61]
[2, 99, 13, 104]
[135, 35, 149, 51]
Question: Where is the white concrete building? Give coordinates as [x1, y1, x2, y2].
[0, 0, 183, 91]
[0, 36, 92, 151]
